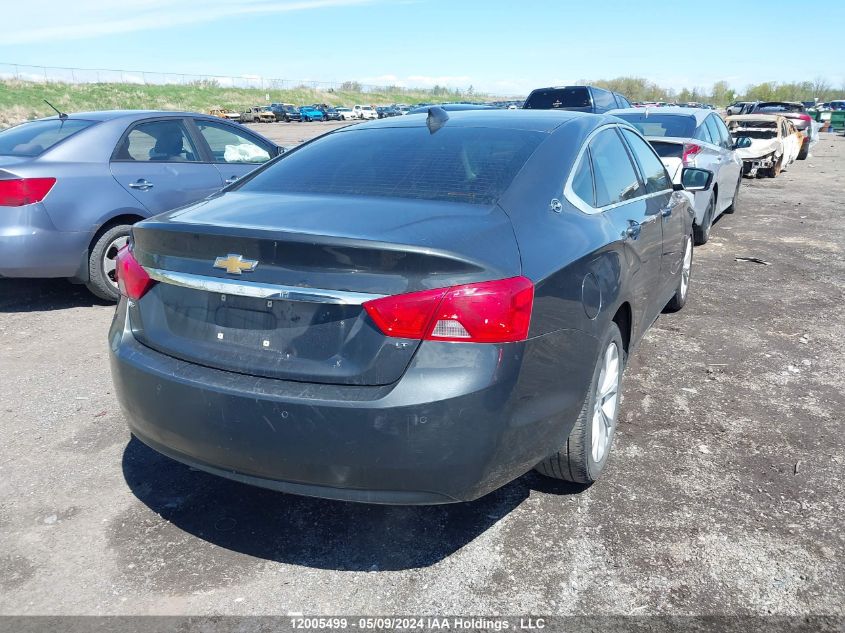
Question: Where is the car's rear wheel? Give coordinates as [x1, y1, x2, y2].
[665, 233, 693, 312]
[534, 323, 624, 484]
[693, 195, 715, 245]
[85, 224, 131, 302]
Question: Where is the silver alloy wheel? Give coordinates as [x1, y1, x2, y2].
[102, 234, 129, 288]
[679, 236, 692, 300]
[591, 341, 620, 463]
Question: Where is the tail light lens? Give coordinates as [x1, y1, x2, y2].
[799, 114, 812, 124]
[682, 144, 702, 165]
[115, 245, 155, 300]
[0, 178, 56, 206]
[364, 276, 534, 343]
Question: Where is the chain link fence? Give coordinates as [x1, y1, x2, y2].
[0, 62, 456, 95]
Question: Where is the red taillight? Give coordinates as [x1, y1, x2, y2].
[0, 178, 56, 207]
[799, 114, 812, 123]
[682, 144, 702, 165]
[363, 276, 534, 343]
[115, 245, 154, 300]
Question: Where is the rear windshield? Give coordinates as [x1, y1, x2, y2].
[239, 126, 545, 205]
[648, 141, 683, 159]
[0, 119, 96, 157]
[523, 88, 591, 110]
[613, 113, 696, 138]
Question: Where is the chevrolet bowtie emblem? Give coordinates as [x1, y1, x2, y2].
[213, 254, 258, 275]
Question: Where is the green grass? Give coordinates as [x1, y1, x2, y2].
[0, 79, 495, 127]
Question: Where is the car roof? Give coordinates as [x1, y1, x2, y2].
[343, 109, 612, 133]
[609, 106, 712, 125]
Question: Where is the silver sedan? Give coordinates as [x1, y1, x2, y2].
[0, 110, 281, 300]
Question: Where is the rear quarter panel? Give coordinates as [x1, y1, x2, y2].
[498, 118, 636, 348]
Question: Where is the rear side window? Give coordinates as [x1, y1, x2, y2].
[615, 94, 632, 109]
[712, 116, 731, 148]
[591, 88, 616, 112]
[0, 119, 96, 157]
[588, 129, 644, 207]
[240, 126, 545, 205]
[693, 122, 713, 144]
[570, 148, 595, 206]
[704, 116, 722, 147]
[523, 87, 591, 110]
[621, 129, 672, 194]
[114, 120, 199, 162]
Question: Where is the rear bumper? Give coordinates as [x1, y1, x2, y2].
[109, 301, 597, 504]
[0, 203, 88, 278]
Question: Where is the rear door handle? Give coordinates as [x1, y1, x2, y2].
[128, 179, 154, 191]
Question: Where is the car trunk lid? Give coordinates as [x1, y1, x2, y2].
[128, 192, 522, 386]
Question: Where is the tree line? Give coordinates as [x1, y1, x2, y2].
[578, 77, 845, 105]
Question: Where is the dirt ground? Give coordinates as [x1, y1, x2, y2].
[0, 129, 843, 619]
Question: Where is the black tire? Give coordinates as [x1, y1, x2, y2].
[534, 323, 625, 484]
[797, 139, 809, 160]
[724, 176, 741, 214]
[665, 233, 693, 312]
[693, 195, 715, 245]
[85, 224, 132, 302]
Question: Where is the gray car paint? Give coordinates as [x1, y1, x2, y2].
[0, 110, 278, 282]
[109, 110, 695, 503]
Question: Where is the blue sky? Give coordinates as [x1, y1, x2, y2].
[2, 0, 843, 95]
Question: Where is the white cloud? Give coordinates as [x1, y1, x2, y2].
[2, 0, 376, 44]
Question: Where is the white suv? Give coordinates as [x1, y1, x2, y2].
[353, 105, 378, 120]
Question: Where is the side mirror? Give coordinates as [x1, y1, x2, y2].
[733, 136, 752, 149]
[680, 167, 713, 192]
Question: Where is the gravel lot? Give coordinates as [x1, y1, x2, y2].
[0, 130, 843, 618]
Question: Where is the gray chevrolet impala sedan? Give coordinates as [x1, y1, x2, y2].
[109, 109, 710, 504]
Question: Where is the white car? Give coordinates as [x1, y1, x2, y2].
[610, 107, 743, 245]
[725, 114, 802, 179]
[335, 107, 356, 121]
[353, 105, 378, 120]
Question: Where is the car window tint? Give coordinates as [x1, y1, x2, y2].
[704, 116, 722, 147]
[588, 128, 644, 207]
[240, 126, 545, 205]
[693, 122, 713, 144]
[117, 120, 199, 162]
[592, 88, 616, 112]
[712, 116, 731, 148]
[195, 120, 272, 164]
[570, 148, 595, 206]
[0, 119, 96, 157]
[621, 129, 672, 194]
[614, 113, 696, 138]
[615, 94, 631, 109]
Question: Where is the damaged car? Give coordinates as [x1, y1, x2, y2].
[725, 114, 802, 178]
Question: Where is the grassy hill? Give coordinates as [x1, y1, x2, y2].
[0, 79, 493, 127]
